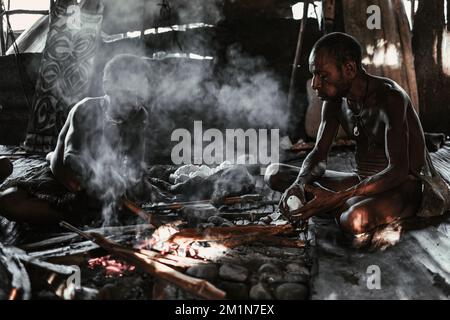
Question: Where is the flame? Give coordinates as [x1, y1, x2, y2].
[88, 255, 136, 277]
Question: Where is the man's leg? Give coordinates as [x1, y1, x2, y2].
[0, 187, 67, 224]
[339, 175, 422, 235]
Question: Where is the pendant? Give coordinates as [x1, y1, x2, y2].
[353, 126, 360, 137]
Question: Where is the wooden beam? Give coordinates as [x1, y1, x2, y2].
[287, 0, 310, 139]
[0, 1, 5, 55]
[0, 9, 49, 17]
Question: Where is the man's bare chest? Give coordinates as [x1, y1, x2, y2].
[339, 100, 385, 143]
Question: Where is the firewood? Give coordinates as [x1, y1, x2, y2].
[148, 223, 302, 259]
[135, 248, 210, 269]
[60, 222, 225, 300]
[21, 224, 153, 252]
[163, 224, 294, 245]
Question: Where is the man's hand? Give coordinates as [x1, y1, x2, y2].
[290, 184, 347, 221]
[279, 180, 307, 218]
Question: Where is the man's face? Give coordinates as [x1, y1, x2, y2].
[104, 72, 150, 118]
[309, 49, 351, 101]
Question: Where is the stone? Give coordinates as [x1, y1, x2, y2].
[181, 204, 218, 226]
[219, 281, 249, 300]
[235, 219, 251, 226]
[284, 273, 309, 284]
[269, 211, 282, 221]
[275, 283, 308, 300]
[285, 263, 310, 276]
[219, 264, 249, 282]
[259, 216, 272, 224]
[259, 272, 284, 284]
[220, 222, 234, 227]
[198, 222, 215, 229]
[270, 220, 288, 226]
[249, 283, 273, 300]
[287, 195, 303, 211]
[207, 215, 231, 226]
[186, 264, 219, 282]
[258, 263, 281, 274]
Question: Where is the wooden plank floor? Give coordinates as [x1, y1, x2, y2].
[310, 144, 450, 300]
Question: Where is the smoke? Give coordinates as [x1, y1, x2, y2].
[64, 0, 289, 225]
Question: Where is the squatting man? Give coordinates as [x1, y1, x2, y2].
[265, 32, 429, 242]
[0, 54, 154, 224]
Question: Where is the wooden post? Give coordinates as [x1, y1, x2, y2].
[287, 0, 310, 139]
[395, 0, 420, 112]
[0, 0, 5, 55]
[322, 0, 336, 32]
[140, 0, 146, 40]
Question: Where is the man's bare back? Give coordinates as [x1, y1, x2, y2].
[0, 54, 150, 224]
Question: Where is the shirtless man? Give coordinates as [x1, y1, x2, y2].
[265, 32, 426, 236]
[0, 54, 150, 224]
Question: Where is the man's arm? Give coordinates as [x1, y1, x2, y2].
[343, 90, 410, 197]
[62, 100, 96, 184]
[297, 99, 341, 185]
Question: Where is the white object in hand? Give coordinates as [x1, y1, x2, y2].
[286, 195, 303, 211]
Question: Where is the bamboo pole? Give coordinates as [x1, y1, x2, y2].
[0, 0, 5, 55]
[0, 9, 49, 16]
[287, 0, 310, 138]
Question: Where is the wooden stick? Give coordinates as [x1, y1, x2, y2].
[0, 3, 5, 55]
[0, 9, 49, 16]
[21, 224, 153, 251]
[59, 222, 225, 300]
[122, 199, 161, 227]
[93, 234, 225, 300]
[137, 249, 210, 269]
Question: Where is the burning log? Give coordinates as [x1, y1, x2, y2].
[136, 249, 210, 269]
[60, 222, 226, 300]
[147, 223, 304, 260]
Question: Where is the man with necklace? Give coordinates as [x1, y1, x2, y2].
[265, 32, 430, 243]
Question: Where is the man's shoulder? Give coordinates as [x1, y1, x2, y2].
[372, 76, 410, 108]
[69, 96, 107, 120]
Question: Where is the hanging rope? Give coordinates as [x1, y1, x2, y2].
[158, 0, 183, 52]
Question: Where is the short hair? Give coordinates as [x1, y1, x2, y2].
[312, 32, 363, 70]
[103, 54, 150, 84]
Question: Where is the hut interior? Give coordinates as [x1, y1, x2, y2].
[0, 0, 449, 302]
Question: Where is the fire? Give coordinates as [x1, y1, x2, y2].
[88, 255, 136, 277]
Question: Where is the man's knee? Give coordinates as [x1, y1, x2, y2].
[264, 163, 280, 188]
[0, 187, 23, 220]
[339, 206, 369, 235]
[0, 157, 13, 183]
[264, 163, 283, 190]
